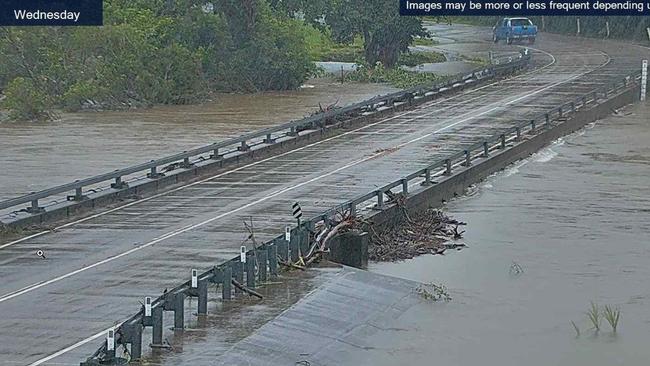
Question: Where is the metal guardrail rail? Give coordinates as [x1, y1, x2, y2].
[1, 52, 531, 216]
[81, 67, 642, 365]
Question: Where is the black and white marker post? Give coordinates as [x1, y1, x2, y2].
[292, 202, 302, 226]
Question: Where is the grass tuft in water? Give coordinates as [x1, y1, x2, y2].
[587, 302, 601, 332]
[603, 305, 621, 333]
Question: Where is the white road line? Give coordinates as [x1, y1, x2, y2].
[0, 64, 601, 307]
[27, 327, 110, 366]
[0, 50, 558, 251]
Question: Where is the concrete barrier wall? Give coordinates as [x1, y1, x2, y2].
[365, 84, 638, 229]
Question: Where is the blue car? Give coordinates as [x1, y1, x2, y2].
[493, 17, 538, 45]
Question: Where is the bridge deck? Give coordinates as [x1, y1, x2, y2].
[0, 27, 648, 365]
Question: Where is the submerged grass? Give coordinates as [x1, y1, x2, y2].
[587, 302, 602, 331]
[571, 320, 580, 337]
[603, 305, 621, 332]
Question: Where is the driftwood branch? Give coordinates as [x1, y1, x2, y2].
[231, 279, 263, 299]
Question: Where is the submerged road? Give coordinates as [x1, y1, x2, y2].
[0, 25, 649, 365]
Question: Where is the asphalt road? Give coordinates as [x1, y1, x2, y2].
[0, 25, 649, 365]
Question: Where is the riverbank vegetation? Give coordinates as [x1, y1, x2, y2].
[0, 0, 445, 121]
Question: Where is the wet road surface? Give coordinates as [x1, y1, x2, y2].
[0, 25, 649, 365]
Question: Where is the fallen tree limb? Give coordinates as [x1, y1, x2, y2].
[231, 279, 263, 299]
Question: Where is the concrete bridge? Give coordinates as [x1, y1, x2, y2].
[0, 27, 649, 365]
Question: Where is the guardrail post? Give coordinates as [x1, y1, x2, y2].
[545, 113, 551, 129]
[234, 252, 244, 294]
[401, 179, 408, 195]
[570, 101, 575, 113]
[148, 163, 163, 179]
[222, 266, 232, 300]
[376, 190, 384, 209]
[181, 156, 192, 168]
[28, 198, 43, 214]
[74, 186, 84, 200]
[558, 106, 563, 118]
[263, 133, 275, 144]
[267, 244, 278, 277]
[152, 306, 163, 346]
[515, 127, 521, 141]
[445, 159, 452, 176]
[257, 249, 267, 283]
[246, 253, 256, 289]
[483, 141, 489, 157]
[349, 202, 357, 218]
[111, 176, 127, 189]
[464, 150, 471, 167]
[211, 147, 222, 160]
[198, 279, 208, 315]
[174, 293, 184, 330]
[289, 229, 300, 262]
[238, 141, 250, 152]
[423, 168, 432, 185]
[531, 120, 536, 133]
[500, 134, 506, 149]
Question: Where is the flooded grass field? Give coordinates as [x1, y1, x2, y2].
[370, 102, 650, 366]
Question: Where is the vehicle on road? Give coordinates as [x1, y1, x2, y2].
[493, 17, 538, 45]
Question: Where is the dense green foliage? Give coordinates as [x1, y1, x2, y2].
[0, 0, 434, 120]
[0, 0, 315, 119]
[455, 16, 650, 42]
[323, 0, 428, 67]
[272, 0, 429, 67]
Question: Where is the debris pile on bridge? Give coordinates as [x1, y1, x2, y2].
[366, 196, 467, 261]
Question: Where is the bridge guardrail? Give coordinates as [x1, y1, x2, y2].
[81, 66, 642, 365]
[0, 52, 531, 216]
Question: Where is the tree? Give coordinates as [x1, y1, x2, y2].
[324, 0, 426, 67]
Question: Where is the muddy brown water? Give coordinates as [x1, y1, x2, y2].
[0, 79, 398, 201]
[370, 102, 650, 366]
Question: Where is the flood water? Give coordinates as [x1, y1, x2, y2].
[371, 102, 650, 365]
[0, 78, 397, 200]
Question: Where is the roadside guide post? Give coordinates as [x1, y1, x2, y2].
[641, 60, 647, 102]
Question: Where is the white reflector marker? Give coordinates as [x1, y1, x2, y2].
[106, 329, 115, 351]
[191, 269, 198, 288]
[240, 246, 246, 263]
[641, 60, 647, 102]
[285, 226, 291, 242]
[144, 296, 152, 317]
